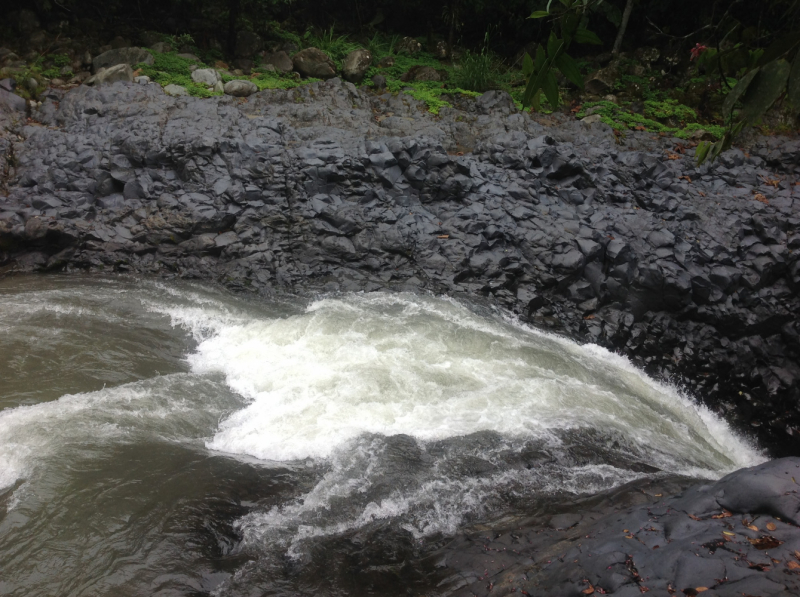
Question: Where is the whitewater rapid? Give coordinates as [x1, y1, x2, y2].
[0, 277, 764, 594]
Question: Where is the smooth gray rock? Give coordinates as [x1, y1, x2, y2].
[90, 64, 134, 86]
[223, 80, 257, 97]
[292, 47, 336, 79]
[262, 51, 293, 73]
[93, 47, 154, 72]
[191, 68, 221, 86]
[342, 49, 372, 84]
[163, 83, 188, 96]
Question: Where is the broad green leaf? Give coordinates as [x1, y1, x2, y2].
[757, 33, 800, 67]
[534, 44, 547, 71]
[789, 52, 800, 114]
[529, 11, 550, 18]
[722, 68, 759, 119]
[547, 32, 561, 58]
[555, 52, 584, 88]
[695, 141, 711, 165]
[542, 71, 560, 108]
[522, 52, 534, 77]
[741, 59, 791, 124]
[574, 28, 602, 45]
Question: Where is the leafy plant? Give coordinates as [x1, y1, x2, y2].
[522, 0, 603, 110]
[455, 34, 496, 93]
[302, 26, 360, 66]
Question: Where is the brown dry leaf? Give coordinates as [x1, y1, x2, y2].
[654, 494, 663, 497]
[624, 529, 630, 533]
[625, 534, 635, 539]
[722, 531, 735, 536]
[787, 560, 800, 570]
[747, 525, 759, 531]
[767, 522, 777, 531]
[712, 510, 732, 519]
[582, 584, 595, 595]
[754, 193, 769, 204]
[689, 514, 701, 521]
[794, 550, 800, 560]
[679, 175, 693, 183]
[436, 235, 449, 239]
[697, 191, 706, 197]
[634, 125, 647, 131]
[695, 588, 709, 593]
[772, 558, 781, 564]
[748, 536, 783, 550]
[584, 314, 596, 320]
[667, 153, 680, 160]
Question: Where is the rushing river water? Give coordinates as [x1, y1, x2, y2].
[0, 275, 763, 596]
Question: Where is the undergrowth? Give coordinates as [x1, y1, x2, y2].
[576, 100, 725, 139]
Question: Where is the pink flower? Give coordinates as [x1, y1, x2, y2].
[690, 43, 707, 61]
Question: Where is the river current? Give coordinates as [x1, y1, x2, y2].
[0, 275, 763, 596]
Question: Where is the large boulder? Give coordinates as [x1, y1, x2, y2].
[262, 51, 293, 73]
[223, 80, 257, 97]
[89, 64, 134, 86]
[400, 65, 442, 82]
[585, 65, 619, 96]
[342, 49, 372, 84]
[236, 31, 263, 57]
[93, 47, 154, 72]
[292, 48, 336, 79]
[0, 88, 26, 112]
[191, 68, 221, 86]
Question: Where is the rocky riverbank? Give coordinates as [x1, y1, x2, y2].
[424, 457, 800, 597]
[0, 78, 799, 457]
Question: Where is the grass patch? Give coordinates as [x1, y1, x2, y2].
[576, 100, 725, 139]
[135, 52, 221, 97]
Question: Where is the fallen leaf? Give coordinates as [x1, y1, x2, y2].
[754, 193, 769, 204]
[788, 560, 800, 570]
[749, 563, 771, 571]
[697, 191, 706, 197]
[667, 153, 680, 160]
[584, 314, 596, 320]
[689, 514, 701, 521]
[712, 510, 732, 519]
[747, 524, 759, 531]
[722, 531, 735, 536]
[437, 235, 449, 239]
[695, 588, 709, 593]
[654, 494, 663, 497]
[767, 522, 777, 531]
[582, 584, 595, 595]
[634, 125, 647, 131]
[625, 534, 634, 539]
[748, 536, 783, 550]
[679, 175, 693, 183]
[772, 558, 781, 564]
[794, 550, 800, 560]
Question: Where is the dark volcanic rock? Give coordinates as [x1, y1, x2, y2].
[427, 458, 800, 597]
[0, 81, 799, 456]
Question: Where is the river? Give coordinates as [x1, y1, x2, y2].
[0, 275, 763, 596]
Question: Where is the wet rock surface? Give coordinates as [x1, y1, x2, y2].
[0, 78, 799, 457]
[424, 458, 800, 597]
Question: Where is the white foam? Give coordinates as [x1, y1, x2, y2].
[166, 292, 763, 477]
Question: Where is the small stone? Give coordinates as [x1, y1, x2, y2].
[396, 37, 422, 54]
[163, 83, 188, 96]
[134, 75, 151, 85]
[213, 80, 224, 93]
[581, 114, 603, 124]
[223, 79, 257, 97]
[372, 74, 387, 89]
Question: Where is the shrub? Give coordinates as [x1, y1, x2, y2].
[455, 50, 496, 93]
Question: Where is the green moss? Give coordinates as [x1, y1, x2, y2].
[643, 99, 697, 122]
[577, 100, 723, 139]
[135, 52, 222, 98]
[250, 69, 317, 91]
